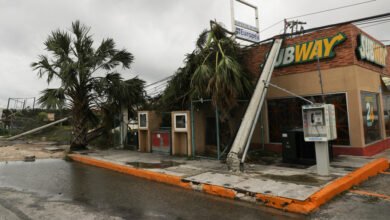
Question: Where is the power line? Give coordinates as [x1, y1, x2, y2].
[260, 0, 376, 33]
[355, 17, 390, 25]
[145, 83, 168, 93]
[146, 83, 168, 94]
[358, 19, 390, 28]
[287, 0, 376, 20]
[144, 76, 172, 88]
[260, 20, 284, 33]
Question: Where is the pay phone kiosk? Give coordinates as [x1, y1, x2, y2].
[302, 104, 337, 142]
[302, 104, 337, 176]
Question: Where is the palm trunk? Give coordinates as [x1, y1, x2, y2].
[70, 102, 88, 151]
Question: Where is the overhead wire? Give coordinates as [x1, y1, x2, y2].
[144, 76, 172, 88]
[260, 0, 377, 34]
[287, 0, 376, 20]
[145, 82, 168, 92]
[357, 19, 390, 28]
[355, 17, 390, 25]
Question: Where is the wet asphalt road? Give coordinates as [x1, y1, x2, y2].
[0, 159, 303, 220]
[311, 170, 390, 220]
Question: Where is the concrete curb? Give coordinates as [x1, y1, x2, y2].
[68, 154, 389, 214]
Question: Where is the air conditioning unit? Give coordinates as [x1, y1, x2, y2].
[173, 113, 187, 132]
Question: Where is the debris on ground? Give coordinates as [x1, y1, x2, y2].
[0, 140, 67, 161]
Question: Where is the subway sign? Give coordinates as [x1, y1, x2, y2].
[275, 32, 347, 67]
[357, 34, 387, 67]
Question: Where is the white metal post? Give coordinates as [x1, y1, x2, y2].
[230, 0, 236, 35]
[315, 141, 330, 176]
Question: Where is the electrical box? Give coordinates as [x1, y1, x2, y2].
[302, 104, 337, 142]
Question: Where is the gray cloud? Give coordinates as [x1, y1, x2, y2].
[0, 0, 389, 107]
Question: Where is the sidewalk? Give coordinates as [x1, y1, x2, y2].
[69, 149, 389, 214]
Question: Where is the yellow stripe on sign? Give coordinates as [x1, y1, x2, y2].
[295, 41, 314, 62]
[309, 40, 324, 60]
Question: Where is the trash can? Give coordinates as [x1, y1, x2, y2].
[281, 128, 303, 164]
[282, 128, 332, 165]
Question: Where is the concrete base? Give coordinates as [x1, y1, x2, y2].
[226, 152, 241, 172]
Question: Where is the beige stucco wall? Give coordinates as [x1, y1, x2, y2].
[137, 111, 162, 152]
[171, 111, 192, 156]
[262, 65, 384, 148]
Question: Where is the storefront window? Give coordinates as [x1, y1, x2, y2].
[382, 95, 390, 137]
[361, 92, 381, 144]
[268, 93, 350, 145]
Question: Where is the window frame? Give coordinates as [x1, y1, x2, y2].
[266, 92, 351, 146]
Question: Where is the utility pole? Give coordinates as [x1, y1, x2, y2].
[284, 19, 307, 35]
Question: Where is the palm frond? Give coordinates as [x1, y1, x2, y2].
[38, 88, 66, 110]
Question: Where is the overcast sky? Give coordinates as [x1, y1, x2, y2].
[0, 0, 389, 108]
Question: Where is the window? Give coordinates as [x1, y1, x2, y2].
[174, 113, 187, 131]
[382, 94, 390, 137]
[139, 113, 147, 129]
[361, 92, 381, 144]
[267, 93, 350, 145]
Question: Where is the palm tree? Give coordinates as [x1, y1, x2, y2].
[191, 23, 253, 121]
[95, 76, 145, 145]
[32, 21, 141, 151]
[159, 52, 199, 111]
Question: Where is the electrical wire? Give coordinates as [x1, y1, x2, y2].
[287, 0, 376, 20]
[145, 81, 168, 91]
[359, 19, 390, 28]
[355, 17, 390, 25]
[260, 0, 376, 33]
[144, 76, 172, 88]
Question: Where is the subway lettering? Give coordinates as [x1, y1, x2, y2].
[357, 34, 387, 67]
[275, 32, 347, 67]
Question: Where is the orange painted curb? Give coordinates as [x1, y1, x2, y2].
[350, 189, 390, 200]
[68, 154, 192, 190]
[254, 158, 389, 214]
[69, 154, 389, 214]
[202, 184, 236, 199]
[380, 171, 390, 175]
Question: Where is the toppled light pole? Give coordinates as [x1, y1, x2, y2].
[226, 39, 283, 171]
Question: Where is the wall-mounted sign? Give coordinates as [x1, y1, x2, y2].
[275, 32, 347, 67]
[357, 34, 387, 67]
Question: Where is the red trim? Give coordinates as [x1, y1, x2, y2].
[255, 138, 390, 156]
[334, 138, 390, 156]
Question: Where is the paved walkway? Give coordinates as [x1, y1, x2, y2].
[71, 149, 388, 206]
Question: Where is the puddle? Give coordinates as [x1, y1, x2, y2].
[126, 160, 184, 169]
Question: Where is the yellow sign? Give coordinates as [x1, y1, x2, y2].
[357, 34, 387, 67]
[275, 33, 347, 67]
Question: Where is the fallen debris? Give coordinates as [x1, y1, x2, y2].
[24, 155, 36, 162]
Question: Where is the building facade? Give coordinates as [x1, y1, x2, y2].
[243, 24, 390, 156]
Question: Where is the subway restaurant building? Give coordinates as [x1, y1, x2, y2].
[244, 24, 390, 156]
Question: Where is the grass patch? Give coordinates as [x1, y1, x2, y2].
[26, 125, 72, 143]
